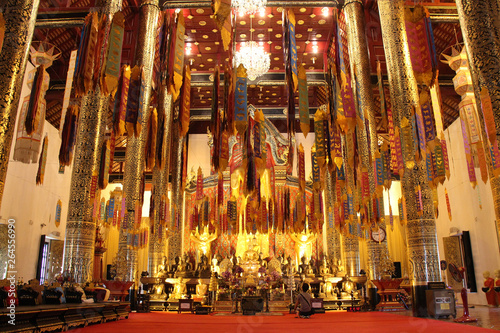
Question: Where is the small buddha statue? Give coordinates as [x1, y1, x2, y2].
[320, 257, 331, 276]
[170, 256, 180, 277]
[483, 271, 497, 307]
[494, 269, 500, 305]
[308, 257, 318, 277]
[336, 259, 345, 277]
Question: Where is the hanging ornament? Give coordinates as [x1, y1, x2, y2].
[445, 187, 452, 220]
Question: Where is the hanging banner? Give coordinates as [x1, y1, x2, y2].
[234, 64, 248, 135]
[461, 98, 480, 144]
[460, 115, 477, 187]
[445, 187, 452, 220]
[98, 139, 110, 189]
[420, 92, 436, 151]
[60, 49, 77, 136]
[430, 77, 444, 134]
[433, 138, 445, 184]
[83, 13, 98, 96]
[113, 65, 130, 136]
[145, 108, 157, 170]
[480, 86, 497, 145]
[298, 144, 305, 193]
[212, 0, 233, 51]
[196, 167, 204, 202]
[170, 12, 185, 101]
[314, 109, 326, 169]
[125, 65, 142, 137]
[220, 130, 229, 172]
[55, 199, 62, 227]
[180, 65, 191, 137]
[288, 9, 298, 92]
[36, 135, 49, 185]
[103, 11, 125, 95]
[476, 143, 488, 184]
[441, 133, 450, 180]
[490, 141, 500, 177]
[254, 109, 264, 170]
[298, 65, 309, 136]
[312, 147, 320, 190]
[376, 60, 387, 121]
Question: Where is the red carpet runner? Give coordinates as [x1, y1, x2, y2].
[74, 311, 494, 333]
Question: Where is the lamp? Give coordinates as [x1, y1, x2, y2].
[234, 15, 270, 81]
[232, 0, 267, 16]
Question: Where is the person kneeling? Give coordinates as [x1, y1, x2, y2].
[295, 283, 314, 319]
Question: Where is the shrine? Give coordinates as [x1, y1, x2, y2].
[1, 0, 500, 331]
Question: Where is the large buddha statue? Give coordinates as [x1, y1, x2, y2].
[196, 254, 211, 278]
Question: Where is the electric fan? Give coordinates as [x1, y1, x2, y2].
[448, 263, 477, 323]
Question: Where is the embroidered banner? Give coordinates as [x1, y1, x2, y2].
[55, 200, 62, 228]
[314, 109, 326, 169]
[125, 66, 142, 137]
[480, 86, 497, 145]
[113, 65, 130, 136]
[288, 9, 298, 92]
[234, 64, 248, 135]
[103, 11, 125, 95]
[461, 115, 477, 187]
[171, 12, 185, 101]
[212, 0, 232, 51]
[180, 65, 191, 137]
[36, 135, 48, 185]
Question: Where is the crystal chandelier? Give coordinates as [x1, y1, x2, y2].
[234, 41, 270, 81]
[232, 0, 267, 16]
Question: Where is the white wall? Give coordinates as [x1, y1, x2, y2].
[435, 119, 500, 305]
[0, 62, 73, 282]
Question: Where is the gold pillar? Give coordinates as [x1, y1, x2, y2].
[119, 0, 159, 282]
[455, 0, 500, 243]
[148, 93, 173, 276]
[0, 0, 40, 207]
[344, 0, 389, 281]
[63, 0, 121, 283]
[378, 0, 440, 317]
[168, 120, 183, 260]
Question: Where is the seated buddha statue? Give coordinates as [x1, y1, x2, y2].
[298, 256, 310, 276]
[195, 279, 208, 298]
[196, 254, 211, 278]
[320, 257, 331, 276]
[169, 277, 187, 300]
[175, 254, 194, 278]
[307, 258, 318, 277]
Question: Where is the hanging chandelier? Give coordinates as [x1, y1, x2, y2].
[232, 0, 267, 16]
[234, 41, 270, 81]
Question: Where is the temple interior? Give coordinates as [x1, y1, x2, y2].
[2, 0, 500, 329]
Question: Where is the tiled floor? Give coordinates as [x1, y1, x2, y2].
[396, 305, 500, 330]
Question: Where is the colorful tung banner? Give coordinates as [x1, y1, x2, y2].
[171, 12, 185, 101]
[298, 65, 309, 137]
[125, 65, 142, 137]
[314, 109, 326, 169]
[55, 200, 62, 227]
[298, 144, 305, 193]
[180, 65, 191, 137]
[480, 87, 497, 145]
[113, 65, 130, 136]
[288, 9, 298, 92]
[103, 11, 125, 95]
[460, 113, 477, 187]
[234, 64, 248, 136]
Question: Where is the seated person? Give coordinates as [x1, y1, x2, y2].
[294, 283, 314, 319]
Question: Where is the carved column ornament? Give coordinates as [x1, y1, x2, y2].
[378, 0, 440, 317]
[0, 0, 40, 207]
[119, 0, 160, 282]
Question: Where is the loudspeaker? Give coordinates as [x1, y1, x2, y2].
[392, 262, 402, 278]
[106, 264, 113, 280]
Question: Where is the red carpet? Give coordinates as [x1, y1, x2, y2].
[72, 311, 494, 333]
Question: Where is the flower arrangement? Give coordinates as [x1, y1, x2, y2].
[221, 270, 233, 282]
[234, 266, 243, 275]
